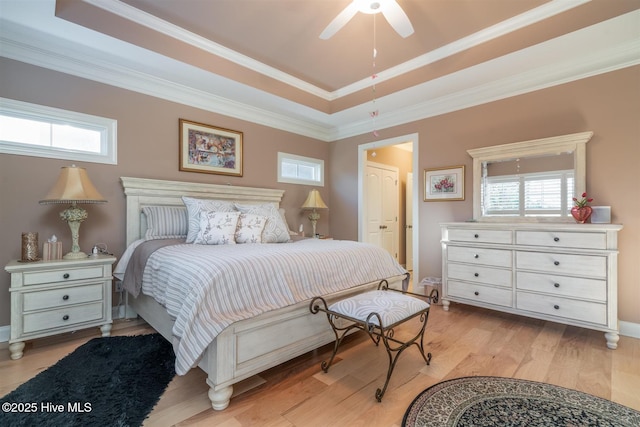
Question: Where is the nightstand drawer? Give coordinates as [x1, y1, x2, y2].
[448, 263, 512, 288]
[448, 246, 512, 267]
[517, 292, 606, 325]
[23, 302, 105, 334]
[447, 281, 512, 307]
[23, 283, 104, 311]
[23, 266, 105, 286]
[516, 231, 606, 250]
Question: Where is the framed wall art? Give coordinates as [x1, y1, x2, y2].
[179, 119, 243, 176]
[424, 165, 465, 201]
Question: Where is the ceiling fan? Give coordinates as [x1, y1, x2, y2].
[320, 0, 414, 40]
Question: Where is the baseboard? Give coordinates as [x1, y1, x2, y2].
[620, 321, 640, 339]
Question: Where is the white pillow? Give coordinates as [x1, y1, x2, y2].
[142, 206, 188, 240]
[235, 203, 290, 243]
[182, 196, 236, 243]
[235, 213, 267, 244]
[193, 211, 240, 245]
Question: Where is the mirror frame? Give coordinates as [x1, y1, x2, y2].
[467, 131, 593, 222]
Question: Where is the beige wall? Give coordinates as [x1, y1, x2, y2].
[0, 58, 330, 327]
[330, 65, 640, 326]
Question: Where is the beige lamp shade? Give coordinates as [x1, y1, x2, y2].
[301, 189, 328, 210]
[40, 165, 107, 204]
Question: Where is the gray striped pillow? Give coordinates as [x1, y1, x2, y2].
[143, 206, 188, 240]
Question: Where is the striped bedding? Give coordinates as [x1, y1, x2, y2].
[127, 238, 407, 375]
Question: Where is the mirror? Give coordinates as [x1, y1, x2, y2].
[468, 132, 592, 222]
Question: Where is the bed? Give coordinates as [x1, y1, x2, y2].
[117, 177, 408, 410]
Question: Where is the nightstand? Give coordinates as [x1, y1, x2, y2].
[5, 255, 116, 360]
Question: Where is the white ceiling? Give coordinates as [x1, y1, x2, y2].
[1, 0, 639, 141]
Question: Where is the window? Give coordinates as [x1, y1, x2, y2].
[0, 98, 117, 164]
[482, 170, 573, 217]
[277, 152, 324, 186]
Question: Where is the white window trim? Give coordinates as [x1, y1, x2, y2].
[0, 97, 117, 165]
[277, 152, 324, 186]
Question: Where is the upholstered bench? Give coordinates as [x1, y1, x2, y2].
[310, 282, 432, 401]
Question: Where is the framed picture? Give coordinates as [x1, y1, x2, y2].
[424, 165, 465, 201]
[179, 119, 243, 176]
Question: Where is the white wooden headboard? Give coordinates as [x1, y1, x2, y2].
[121, 177, 284, 246]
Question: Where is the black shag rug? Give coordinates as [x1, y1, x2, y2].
[1, 333, 175, 427]
[402, 376, 640, 427]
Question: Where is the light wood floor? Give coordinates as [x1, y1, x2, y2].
[2, 304, 639, 426]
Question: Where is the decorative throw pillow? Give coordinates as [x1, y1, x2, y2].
[142, 206, 188, 240]
[182, 196, 236, 243]
[235, 203, 290, 243]
[235, 213, 267, 243]
[193, 211, 240, 245]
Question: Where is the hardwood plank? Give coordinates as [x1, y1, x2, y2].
[2, 304, 638, 427]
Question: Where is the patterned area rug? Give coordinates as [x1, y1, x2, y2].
[402, 376, 640, 427]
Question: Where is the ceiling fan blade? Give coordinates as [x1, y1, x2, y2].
[382, 0, 414, 38]
[320, 2, 359, 40]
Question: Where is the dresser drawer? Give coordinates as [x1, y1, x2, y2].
[22, 302, 105, 334]
[516, 251, 607, 278]
[516, 292, 606, 325]
[447, 281, 512, 307]
[516, 272, 606, 301]
[448, 228, 512, 244]
[448, 246, 512, 268]
[23, 283, 104, 311]
[448, 263, 512, 288]
[22, 266, 105, 286]
[516, 231, 606, 250]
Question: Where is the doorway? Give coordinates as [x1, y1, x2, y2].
[358, 133, 419, 282]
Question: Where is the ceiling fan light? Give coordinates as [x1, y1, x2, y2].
[355, 0, 389, 15]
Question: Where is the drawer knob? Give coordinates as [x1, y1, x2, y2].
[554, 261, 560, 266]
[554, 283, 560, 288]
[553, 305, 560, 310]
[474, 234, 479, 238]
[474, 291, 479, 296]
[62, 314, 69, 321]
[474, 273, 479, 277]
[554, 237, 560, 242]
[63, 273, 70, 279]
[62, 294, 69, 301]
[474, 254, 479, 259]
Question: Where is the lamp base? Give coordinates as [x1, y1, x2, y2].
[63, 251, 88, 260]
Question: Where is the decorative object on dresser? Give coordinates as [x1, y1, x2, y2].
[423, 165, 465, 201]
[591, 206, 612, 224]
[571, 192, 594, 223]
[20, 231, 39, 262]
[5, 255, 116, 360]
[441, 223, 623, 349]
[301, 189, 328, 237]
[39, 165, 107, 259]
[179, 118, 243, 177]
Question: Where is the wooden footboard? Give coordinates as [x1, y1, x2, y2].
[126, 273, 406, 410]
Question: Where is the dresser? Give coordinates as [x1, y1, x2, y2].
[5, 255, 116, 359]
[441, 223, 622, 349]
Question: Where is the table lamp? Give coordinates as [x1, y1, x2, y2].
[40, 165, 107, 259]
[301, 189, 328, 238]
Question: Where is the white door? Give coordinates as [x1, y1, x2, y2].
[406, 172, 413, 271]
[365, 162, 399, 260]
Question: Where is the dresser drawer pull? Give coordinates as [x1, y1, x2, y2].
[554, 283, 560, 288]
[474, 234, 479, 238]
[554, 261, 560, 266]
[474, 273, 479, 277]
[62, 314, 69, 321]
[62, 295, 69, 301]
[63, 273, 70, 279]
[474, 254, 479, 259]
[554, 237, 560, 242]
[553, 305, 560, 310]
[474, 291, 479, 296]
